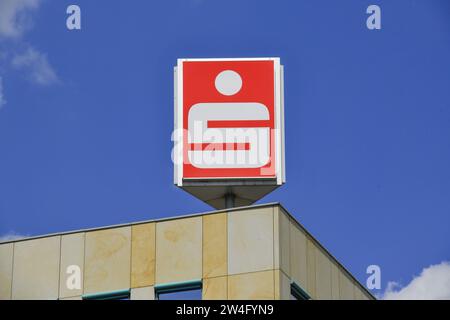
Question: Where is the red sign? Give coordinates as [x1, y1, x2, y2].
[175, 58, 283, 184]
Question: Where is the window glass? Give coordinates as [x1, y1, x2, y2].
[155, 280, 202, 300]
[157, 288, 202, 300]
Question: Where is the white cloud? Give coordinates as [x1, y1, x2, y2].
[12, 47, 58, 85]
[0, 0, 58, 95]
[0, 76, 6, 108]
[0, 0, 41, 39]
[0, 231, 28, 242]
[383, 261, 450, 300]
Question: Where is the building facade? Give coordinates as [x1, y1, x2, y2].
[0, 203, 374, 300]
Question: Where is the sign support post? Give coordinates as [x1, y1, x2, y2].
[225, 192, 236, 209]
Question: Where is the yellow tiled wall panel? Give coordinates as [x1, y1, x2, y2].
[131, 223, 156, 288]
[339, 271, 356, 300]
[203, 213, 227, 278]
[59, 296, 82, 300]
[354, 284, 363, 300]
[331, 262, 340, 300]
[228, 270, 275, 300]
[130, 286, 155, 300]
[361, 289, 373, 300]
[12, 236, 61, 300]
[354, 283, 372, 300]
[155, 217, 202, 284]
[306, 238, 317, 298]
[289, 222, 307, 289]
[0, 243, 14, 300]
[203, 276, 227, 300]
[84, 227, 131, 294]
[228, 208, 274, 275]
[315, 248, 332, 299]
[274, 270, 291, 300]
[275, 208, 291, 276]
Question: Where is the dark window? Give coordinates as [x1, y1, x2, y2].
[290, 282, 310, 300]
[155, 280, 202, 300]
[82, 289, 130, 300]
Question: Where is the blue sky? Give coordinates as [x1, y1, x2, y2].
[0, 0, 449, 298]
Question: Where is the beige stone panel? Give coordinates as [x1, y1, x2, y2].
[353, 284, 363, 300]
[12, 236, 61, 299]
[274, 271, 279, 300]
[275, 208, 290, 276]
[155, 217, 202, 284]
[130, 286, 155, 300]
[339, 271, 355, 300]
[361, 287, 374, 300]
[289, 223, 307, 289]
[306, 239, 316, 298]
[274, 270, 291, 300]
[203, 213, 227, 278]
[228, 270, 275, 300]
[315, 248, 332, 299]
[59, 233, 85, 298]
[228, 207, 274, 275]
[84, 227, 131, 294]
[131, 223, 155, 288]
[354, 283, 371, 300]
[203, 276, 227, 300]
[59, 296, 82, 300]
[330, 262, 340, 300]
[362, 290, 374, 300]
[0, 243, 14, 300]
[273, 209, 279, 272]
